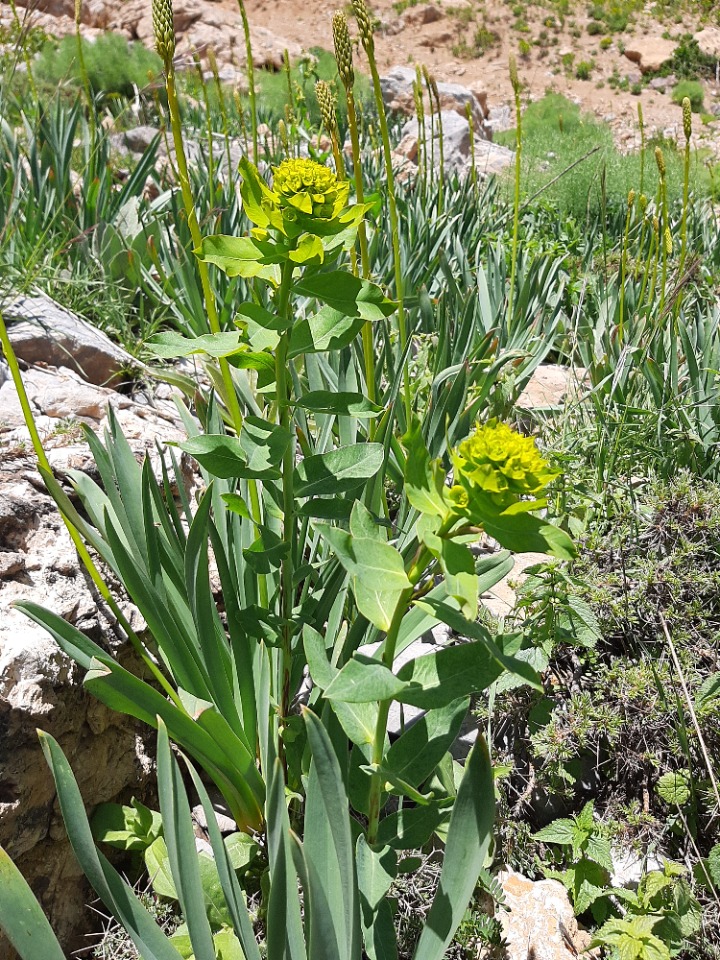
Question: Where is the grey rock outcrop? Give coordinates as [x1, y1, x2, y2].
[395, 110, 514, 181]
[3, 293, 143, 388]
[381, 65, 489, 131]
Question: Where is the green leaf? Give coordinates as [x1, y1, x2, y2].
[386, 698, 469, 789]
[156, 722, 216, 959]
[303, 708, 360, 960]
[403, 422, 449, 518]
[294, 444, 384, 498]
[198, 235, 283, 281]
[356, 838, 397, 911]
[38, 733, 184, 960]
[296, 391, 383, 418]
[351, 539, 412, 632]
[412, 599, 542, 692]
[395, 641, 504, 710]
[294, 271, 397, 322]
[0, 846, 66, 960]
[482, 510, 576, 560]
[289, 305, 365, 357]
[376, 802, 448, 851]
[91, 800, 162, 851]
[179, 435, 280, 480]
[144, 838, 178, 899]
[146, 331, 247, 360]
[240, 416, 292, 473]
[534, 818, 575, 846]
[656, 771, 691, 807]
[422, 534, 478, 620]
[290, 233, 325, 264]
[324, 655, 409, 703]
[413, 735, 495, 960]
[695, 672, 720, 713]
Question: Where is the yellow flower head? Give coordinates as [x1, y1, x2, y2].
[271, 157, 349, 221]
[452, 421, 558, 499]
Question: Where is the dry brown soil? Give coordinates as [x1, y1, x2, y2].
[228, 0, 720, 151]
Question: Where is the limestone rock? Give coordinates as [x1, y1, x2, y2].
[623, 37, 676, 74]
[4, 293, 143, 387]
[397, 111, 513, 180]
[380, 65, 489, 129]
[486, 869, 596, 960]
[695, 27, 720, 61]
[517, 364, 586, 409]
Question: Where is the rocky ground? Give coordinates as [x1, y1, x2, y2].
[12, 0, 720, 157]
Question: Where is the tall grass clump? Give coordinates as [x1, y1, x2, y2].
[35, 32, 162, 101]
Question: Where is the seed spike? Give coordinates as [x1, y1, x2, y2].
[332, 11, 354, 90]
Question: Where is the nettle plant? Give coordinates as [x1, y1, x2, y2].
[0, 8, 577, 960]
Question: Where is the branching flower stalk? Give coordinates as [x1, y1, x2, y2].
[0, 313, 182, 709]
[352, 0, 411, 425]
[153, 0, 267, 602]
[332, 11, 375, 407]
[507, 56, 523, 330]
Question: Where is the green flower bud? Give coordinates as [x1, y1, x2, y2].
[332, 12, 354, 90]
[509, 55, 520, 96]
[352, 0, 375, 54]
[682, 96, 692, 142]
[655, 146, 666, 179]
[315, 80, 337, 135]
[152, 0, 175, 64]
[639, 193, 648, 212]
[628, 189, 635, 207]
[664, 226, 672, 255]
[652, 215, 659, 234]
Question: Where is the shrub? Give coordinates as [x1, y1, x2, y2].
[35, 32, 162, 100]
[672, 79, 704, 113]
[576, 60, 593, 80]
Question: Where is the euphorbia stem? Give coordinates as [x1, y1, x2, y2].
[165, 59, 267, 606]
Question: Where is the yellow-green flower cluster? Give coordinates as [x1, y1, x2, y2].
[450, 421, 558, 504]
[272, 158, 349, 220]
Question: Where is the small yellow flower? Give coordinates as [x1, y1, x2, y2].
[272, 157, 349, 220]
[452, 421, 558, 500]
